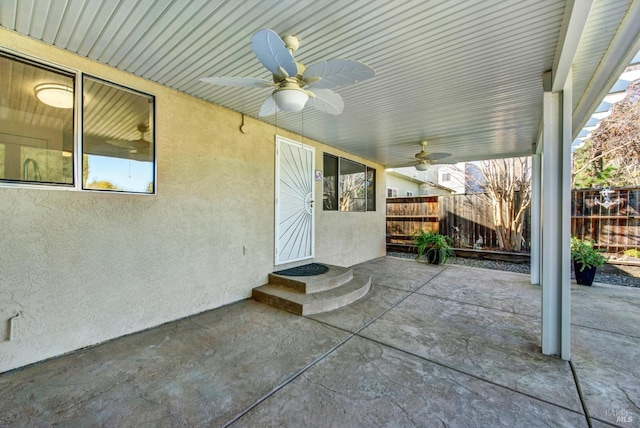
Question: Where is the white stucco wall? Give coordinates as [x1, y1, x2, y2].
[0, 29, 386, 373]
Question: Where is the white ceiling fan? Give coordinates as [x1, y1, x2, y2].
[200, 29, 375, 116]
[412, 140, 453, 171]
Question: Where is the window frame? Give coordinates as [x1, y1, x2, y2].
[0, 51, 77, 188]
[81, 74, 156, 194]
[323, 152, 376, 212]
[0, 49, 156, 195]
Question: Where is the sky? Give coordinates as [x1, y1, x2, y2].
[87, 155, 153, 193]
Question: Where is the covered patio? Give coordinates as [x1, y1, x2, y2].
[2, 2, 640, 418]
[1, 257, 638, 427]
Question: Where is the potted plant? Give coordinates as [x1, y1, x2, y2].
[570, 236, 607, 286]
[413, 230, 455, 265]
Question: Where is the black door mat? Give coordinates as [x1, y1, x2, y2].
[273, 263, 329, 277]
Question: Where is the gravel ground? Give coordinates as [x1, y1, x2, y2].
[387, 251, 640, 288]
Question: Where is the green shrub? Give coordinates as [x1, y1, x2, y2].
[413, 230, 454, 264]
[570, 236, 607, 271]
[623, 248, 640, 258]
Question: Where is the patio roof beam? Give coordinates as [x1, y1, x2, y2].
[551, 0, 593, 92]
[572, 0, 640, 136]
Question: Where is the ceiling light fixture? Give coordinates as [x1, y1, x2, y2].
[415, 160, 429, 171]
[34, 83, 74, 109]
[272, 86, 309, 112]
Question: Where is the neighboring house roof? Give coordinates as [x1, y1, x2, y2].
[387, 170, 456, 194]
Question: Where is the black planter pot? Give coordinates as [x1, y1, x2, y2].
[426, 248, 447, 265]
[574, 261, 597, 286]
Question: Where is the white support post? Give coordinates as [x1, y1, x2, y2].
[541, 72, 572, 360]
[530, 153, 541, 285]
[561, 72, 573, 360]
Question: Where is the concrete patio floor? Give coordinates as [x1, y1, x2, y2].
[1, 257, 638, 427]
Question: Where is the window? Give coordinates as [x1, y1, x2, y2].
[406, 191, 414, 196]
[366, 167, 376, 211]
[323, 153, 338, 210]
[339, 158, 366, 211]
[441, 172, 451, 182]
[83, 77, 155, 193]
[387, 187, 398, 197]
[0, 52, 155, 193]
[323, 153, 375, 211]
[0, 53, 75, 185]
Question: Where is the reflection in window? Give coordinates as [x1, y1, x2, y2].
[323, 153, 338, 210]
[83, 76, 155, 193]
[0, 53, 74, 185]
[366, 167, 376, 211]
[339, 158, 366, 212]
[323, 153, 375, 212]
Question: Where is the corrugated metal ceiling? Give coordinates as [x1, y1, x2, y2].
[1, 0, 639, 166]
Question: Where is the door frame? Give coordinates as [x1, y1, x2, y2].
[274, 135, 315, 265]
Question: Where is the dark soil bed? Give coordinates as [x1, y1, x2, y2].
[387, 251, 640, 288]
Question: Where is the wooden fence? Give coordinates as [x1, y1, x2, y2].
[387, 187, 640, 252]
[439, 193, 531, 250]
[571, 188, 640, 250]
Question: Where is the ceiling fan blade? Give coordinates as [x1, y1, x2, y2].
[106, 139, 134, 150]
[200, 76, 274, 88]
[306, 89, 344, 115]
[258, 95, 280, 117]
[430, 158, 457, 165]
[251, 29, 298, 78]
[130, 138, 151, 150]
[424, 152, 452, 161]
[303, 59, 375, 89]
[129, 150, 153, 162]
[386, 161, 417, 168]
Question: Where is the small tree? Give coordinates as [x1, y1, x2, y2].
[471, 157, 532, 251]
[339, 172, 365, 211]
[572, 77, 640, 188]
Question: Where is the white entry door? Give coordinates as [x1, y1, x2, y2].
[275, 135, 315, 265]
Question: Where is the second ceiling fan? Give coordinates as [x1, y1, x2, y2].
[413, 141, 453, 171]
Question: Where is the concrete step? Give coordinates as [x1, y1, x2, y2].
[268, 265, 353, 294]
[253, 273, 372, 316]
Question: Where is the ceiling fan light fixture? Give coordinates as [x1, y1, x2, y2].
[273, 87, 309, 112]
[34, 83, 74, 109]
[415, 161, 429, 171]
